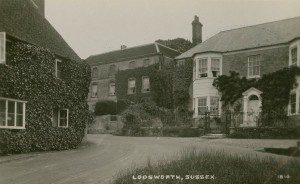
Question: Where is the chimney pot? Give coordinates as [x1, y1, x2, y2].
[192, 15, 203, 45]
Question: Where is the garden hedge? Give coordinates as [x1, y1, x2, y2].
[0, 40, 93, 155]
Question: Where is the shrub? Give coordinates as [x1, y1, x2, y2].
[228, 127, 300, 139]
[114, 149, 300, 184]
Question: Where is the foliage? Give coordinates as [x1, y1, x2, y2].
[173, 58, 193, 108]
[94, 100, 128, 116]
[115, 65, 157, 103]
[228, 127, 300, 139]
[213, 67, 300, 124]
[149, 65, 174, 109]
[156, 38, 194, 53]
[0, 41, 93, 155]
[114, 148, 300, 184]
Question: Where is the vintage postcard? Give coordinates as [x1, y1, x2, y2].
[0, 0, 299, 183]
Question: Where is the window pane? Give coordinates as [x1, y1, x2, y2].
[60, 110, 68, 118]
[7, 113, 14, 126]
[198, 98, 206, 106]
[0, 112, 5, 126]
[59, 119, 67, 127]
[16, 115, 23, 127]
[143, 77, 150, 91]
[0, 99, 5, 113]
[17, 102, 23, 114]
[8, 101, 15, 113]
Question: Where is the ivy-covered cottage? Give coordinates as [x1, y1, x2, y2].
[85, 43, 180, 109]
[176, 16, 300, 128]
[0, 0, 92, 154]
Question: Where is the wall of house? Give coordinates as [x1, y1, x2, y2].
[222, 45, 289, 77]
[87, 55, 160, 110]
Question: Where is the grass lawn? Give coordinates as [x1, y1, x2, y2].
[113, 148, 300, 184]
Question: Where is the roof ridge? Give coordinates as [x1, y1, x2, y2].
[220, 16, 300, 33]
[87, 43, 155, 59]
[155, 42, 181, 53]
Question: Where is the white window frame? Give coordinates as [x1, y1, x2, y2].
[92, 66, 98, 78]
[0, 32, 6, 64]
[54, 59, 62, 78]
[290, 47, 298, 66]
[109, 82, 116, 96]
[128, 78, 136, 94]
[0, 97, 26, 129]
[211, 58, 221, 78]
[142, 76, 150, 93]
[247, 55, 261, 78]
[198, 58, 208, 78]
[197, 97, 207, 115]
[58, 109, 69, 128]
[91, 83, 98, 98]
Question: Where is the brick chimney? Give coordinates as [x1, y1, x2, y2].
[31, 0, 45, 17]
[192, 15, 203, 45]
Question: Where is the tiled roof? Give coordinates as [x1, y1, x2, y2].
[0, 0, 80, 61]
[85, 43, 180, 65]
[176, 16, 300, 59]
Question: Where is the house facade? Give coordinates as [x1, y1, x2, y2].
[0, 0, 91, 154]
[176, 17, 300, 127]
[85, 43, 180, 110]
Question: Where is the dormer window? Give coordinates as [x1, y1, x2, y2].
[198, 58, 208, 78]
[0, 32, 6, 64]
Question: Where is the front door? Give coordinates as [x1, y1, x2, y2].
[246, 95, 261, 126]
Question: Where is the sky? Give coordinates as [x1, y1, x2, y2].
[45, 0, 300, 59]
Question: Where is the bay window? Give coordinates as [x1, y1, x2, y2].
[248, 55, 261, 78]
[0, 32, 6, 64]
[198, 58, 208, 78]
[0, 97, 26, 129]
[211, 58, 221, 77]
[198, 97, 207, 115]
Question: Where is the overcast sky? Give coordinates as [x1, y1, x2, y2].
[45, 0, 300, 59]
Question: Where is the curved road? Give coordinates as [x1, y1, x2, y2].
[0, 134, 298, 184]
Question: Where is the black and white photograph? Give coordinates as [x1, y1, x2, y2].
[0, 0, 300, 183]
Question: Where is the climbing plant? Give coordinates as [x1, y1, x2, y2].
[213, 67, 300, 124]
[0, 40, 93, 155]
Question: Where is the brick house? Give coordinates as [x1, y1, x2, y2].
[0, 0, 91, 153]
[176, 16, 300, 127]
[85, 43, 180, 110]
